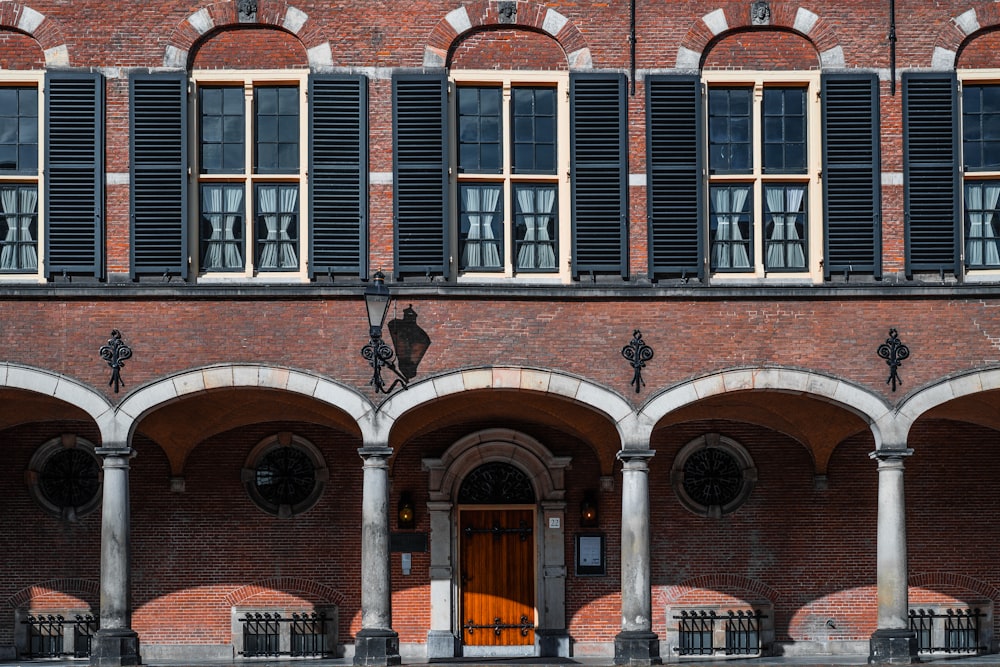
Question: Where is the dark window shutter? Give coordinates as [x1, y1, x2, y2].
[571, 73, 628, 278]
[646, 75, 704, 280]
[822, 73, 882, 279]
[45, 71, 103, 278]
[392, 73, 448, 277]
[130, 71, 188, 279]
[309, 74, 368, 278]
[902, 72, 960, 277]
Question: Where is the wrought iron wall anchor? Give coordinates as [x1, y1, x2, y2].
[99, 329, 132, 394]
[621, 329, 654, 393]
[361, 332, 408, 394]
[877, 328, 910, 392]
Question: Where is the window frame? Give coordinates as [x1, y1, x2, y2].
[0, 72, 44, 282]
[191, 70, 309, 281]
[450, 70, 571, 282]
[702, 71, 822, 281]
[959, 70, 1000, 276]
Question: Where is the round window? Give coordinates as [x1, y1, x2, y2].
[671, 434, 756, 517]
[27, 435, 102, 520]
[243, 432, 328, 518]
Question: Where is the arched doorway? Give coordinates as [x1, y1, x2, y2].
[422, 429, 571, 658]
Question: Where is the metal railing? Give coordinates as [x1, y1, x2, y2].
[22, 614, 97, 658]
[240, 611, 330, 657]
[909, 608, 986, 654]
[674, 609, 764, 656]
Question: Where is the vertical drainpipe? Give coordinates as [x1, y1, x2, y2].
[889, 0, 897, 95]
[630, 0, 636, 96]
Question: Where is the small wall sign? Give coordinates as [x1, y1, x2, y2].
[576, 533, 606, 576]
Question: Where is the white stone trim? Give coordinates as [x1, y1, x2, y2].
[17, 6, 44, 33]
[793, 7, 819, 36]
[820, 46, 845, 68]
[954, 9, 980, 36]
[542, 9, 568, 37]
[284, 6, 308, 34]
[932, 46, 957, 70]
[446, 6, 472, 34]
[164, 45, 188, 68]
[307, 42, 333, 68]
[43, 45, 69, 67]
[702, 8, 728, 36]
[188, 8, 214, 35]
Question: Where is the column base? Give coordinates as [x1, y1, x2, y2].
[536, 627, 570, 657]
[353, 628, 401, 667]
[614, 630, 661, 665]
[90, 628, 141, 667]
[425, 630, 458, 659]
[868, 628, 919, 664]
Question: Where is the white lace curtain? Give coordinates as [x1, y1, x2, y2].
[966, 183, 1000, 267]
[461, 185, 502, 269]
[515, 186, 556, 270]
[711, 186, 751, 269]
[0, 186, 37, 271]
[258, 185, 299, 270]
[764, 185, 806, 269]
[203, 184, 243, 270]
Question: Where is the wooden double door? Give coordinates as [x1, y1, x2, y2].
[459, 508, 536, 647]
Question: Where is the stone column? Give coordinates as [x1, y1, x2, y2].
[615, 450, 660, 665]
[537, 501, 569, 657]
[354, 446, 400, 666]
[868, 448, 918, 664]
[426, 500, 456, 658]
[91, 446, 141, 667]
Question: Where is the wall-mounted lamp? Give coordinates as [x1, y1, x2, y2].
[362, 271, 409, 394]
[580, 491, 598, 527]
[398, 492, 415, 529]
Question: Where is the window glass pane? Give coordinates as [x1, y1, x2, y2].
[458, 87, 502, 174]
[255, 183, 300, 271]
[710, 184, 752, 271]
[0, 119, 14, 144]
[200, 86, 244, 174]
[513, 184, 557, 271]
[255, 85, 299, 174]
[763, 184, 807, 271]
[964, 84, 1000, 171]
[200, 183, 245, 272]
[0, 184, 38, 272]
[459, 183, 503, 271]
[708, 87, 752, 173]
[0, 89, 16, 113]
[511, 87, 556, 174]
[964, 181, 1000, 268]
[763, 88, 806, 173]
[0, 87, 37, 174]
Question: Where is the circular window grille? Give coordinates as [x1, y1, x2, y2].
[671, 434, 756, 517]
[243, 432, 328, 518]
[458, 462, 535, 504]
[27, 435, 102, 521]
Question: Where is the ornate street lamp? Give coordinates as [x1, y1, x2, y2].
[361, 271, 409, 394]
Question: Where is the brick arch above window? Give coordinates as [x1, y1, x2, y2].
[658, 574, 781, 607]
[676, 5, 843, 70]
[423, 1, 592, 69]
[6, 579, 100, 610]
[224, 578, 346, 607]
[164, 1, 332, 69]
[0, 3, 69, 66]
[933, 7, 1000, 69]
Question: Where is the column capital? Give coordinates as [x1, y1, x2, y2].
[869, 448, 914, 463]
[358, 445, 393, 461]
[95, 446, 136, 459]
[617, 448, 655, 463]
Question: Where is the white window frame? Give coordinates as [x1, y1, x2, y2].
[702, 70, 822, 283]
[191, 69, 310, 282]
[0, 72, 45, 283]
[958, 69, 1000, 281]
[450, 70, 571, 284]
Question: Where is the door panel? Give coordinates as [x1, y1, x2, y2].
[460, 508, 535, 646]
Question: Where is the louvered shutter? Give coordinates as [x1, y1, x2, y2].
[130, 71, 188, 279]
[309, 74, 368, 278]
[822, 73, 881, 279]
[392, 73, 448, 277]
[646, 75, 704, 280]
[571, 73, 628, 278]
[45, 72, 104, 278]
[902, 72, 960, 276]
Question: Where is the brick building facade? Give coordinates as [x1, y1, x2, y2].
[2, 1, 1000, 665]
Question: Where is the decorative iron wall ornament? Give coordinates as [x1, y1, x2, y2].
[750, 0, 771, 25]
[458, 462, 535, 504]
[99, 329, 132, 393]
[877, 328, 910, 392]
[621, 329, 654, 393]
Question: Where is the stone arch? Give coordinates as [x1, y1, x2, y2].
[0, 2, 69, 66]
[111, 364, 375, 446]
[932, 7, 1000, 70]
[638, 367, 891, 450]
[0, 362, 112, 430]
[163, 1, 332, 69]
[225, 578, 346, 606]
[6, 578, 99, 610]
[894, 367, 1000, 446]
[659, 574, 781, 606]
[910, 571, 1000, 603]
[676, 5, 844, 70]
[423, 427, 571, 504]
[423, 1, 592, 69]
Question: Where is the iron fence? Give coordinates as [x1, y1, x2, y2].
[22, 613, 97, 658]
[674, 609, 764, 656]
[909, 608, 986, 654]
[239, 611, 330, 657]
